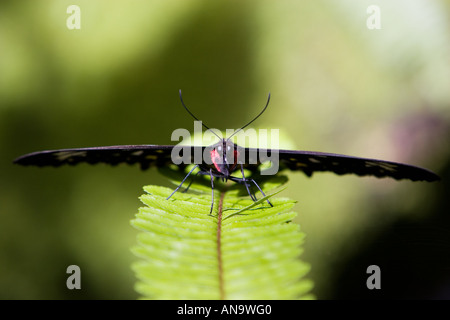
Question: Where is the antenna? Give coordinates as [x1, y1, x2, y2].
[178, 90, 222, 140]
[227, 92, 271, 141]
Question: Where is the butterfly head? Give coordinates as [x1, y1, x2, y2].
[178, 90, 270, 177]
[210, 139, 239, 177]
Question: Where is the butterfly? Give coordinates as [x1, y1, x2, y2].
[14, 91, 440, 213]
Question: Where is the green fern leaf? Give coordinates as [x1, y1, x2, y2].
[130, 172, 313, 300]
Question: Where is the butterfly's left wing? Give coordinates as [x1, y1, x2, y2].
[244, 148, 439, 182]
[13, 145, 199, 170]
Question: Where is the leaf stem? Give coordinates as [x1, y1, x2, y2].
[217, 190, 226, 300]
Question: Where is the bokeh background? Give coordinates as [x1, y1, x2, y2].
[1, 0, 449, 299]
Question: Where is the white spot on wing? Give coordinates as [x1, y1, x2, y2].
[308, 157, 321, 164]
[56, 151, 87, 161]
[365, 161, 398, 172]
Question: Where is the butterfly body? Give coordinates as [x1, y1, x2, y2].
[205, 139, 240, 180]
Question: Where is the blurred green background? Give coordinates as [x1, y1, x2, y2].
[1, 0, 449, 299]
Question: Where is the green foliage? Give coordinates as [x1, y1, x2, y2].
[130, 172, 313, 299]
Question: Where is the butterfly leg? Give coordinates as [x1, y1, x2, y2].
[209, 168, 215, 214]
[228, 175, 272, 207]
[166, 164, 199, 200]
[228, 176, 256, 200]
[182, 170, 202, 193]
[247, 178, 273, 207]
[240, 164, 257, 201]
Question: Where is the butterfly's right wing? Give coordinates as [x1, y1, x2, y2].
[244, 147, 440, 182]
[284, 149, 440, 181]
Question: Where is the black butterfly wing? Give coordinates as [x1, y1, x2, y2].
[13, 145, 183, 170]
[245, 148, 439, 182]
[14, 144, 440, 182]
